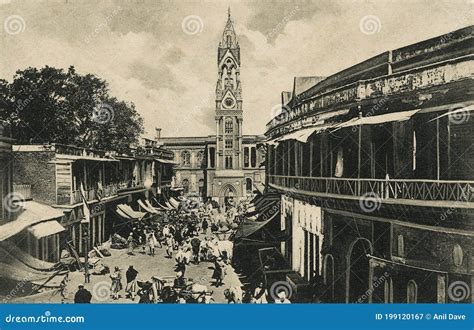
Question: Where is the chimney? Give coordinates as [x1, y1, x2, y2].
[155, 128, 162, 141]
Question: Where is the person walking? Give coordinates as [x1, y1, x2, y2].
[148, 234, 155, 256]
[201, 217, 209, 234]
[127, 233, 135, 255]
[212, 257, 226, 287]
[151, 230, 161, 248]
[74, 284, 92, 303]
[110, 266, 122, 300]
[165, 234, 174, 258]
[125, 265, 139, 300]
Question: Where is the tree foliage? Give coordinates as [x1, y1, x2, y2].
[0, 66, 144, 153]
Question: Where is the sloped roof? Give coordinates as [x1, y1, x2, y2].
[281, 91, 292, 105]
[293, 76, 326, 98]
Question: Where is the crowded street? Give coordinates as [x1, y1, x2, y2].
[53, 197, 254, 304]
[62, 227, 243, 304]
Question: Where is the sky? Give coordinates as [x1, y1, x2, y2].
[0, 0, 472, 138]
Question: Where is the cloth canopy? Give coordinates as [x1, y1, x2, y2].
[333, 109, 420, 130]
[270, 122, 338, 144]
[234, 211, 280, 239]
[28, 220, 65, 239]
[116, 204, 146, 220]
[0, 201, 65, 241]
[138, 199, 161, 214]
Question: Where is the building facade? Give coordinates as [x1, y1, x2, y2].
[159, 11, 266, 206]
[10, 143, 175, 260]
[265, 26, 474, 303]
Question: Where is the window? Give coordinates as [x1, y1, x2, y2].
[453, 244, 463, 267]
[225, 118, 233, 133]
[181, 151, 191, 166]
[225, 139, 233, 149]
[244, 147, 249, 167]
[209, 147, 215, 168]
[251, 147, 257, 167]
[397, 234, 405, 257]
[225, 156, 233, 169]
[197, 151, 204, 166]
[407, 280, 417, 303]
[384, 278, 393, 303]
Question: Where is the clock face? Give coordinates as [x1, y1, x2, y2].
[224, 97, 234, 108]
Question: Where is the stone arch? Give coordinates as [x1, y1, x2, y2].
[345, 237, 373, 303]
[323, 254, 335, 301]
[406, 280, 418, 303]
[219, 183, 237, 197]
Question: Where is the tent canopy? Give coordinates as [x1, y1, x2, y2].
[28, 221, 65, 239]
[333, 109, 420, 130]
[0, 201, 65, 241]
[234, 211, 280, 240]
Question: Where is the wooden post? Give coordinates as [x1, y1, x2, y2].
[309, 138, 314, 177]
[447, 119, 451, 179]
[300, 143, 303, 176]
[436, 117, 440, 180]
[295, 141, 299, 176]
[368, 259, 374, 303]
[320, 136, 323, 176]
[274, 145, 278, 175]
[358, 110, 362, 195]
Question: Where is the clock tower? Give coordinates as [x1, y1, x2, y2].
[161, 9, 266, 208]
[215, 8, 242, 170]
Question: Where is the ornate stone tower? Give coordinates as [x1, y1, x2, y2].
[215, 8, 243, 170]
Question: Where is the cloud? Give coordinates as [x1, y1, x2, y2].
[0, 0, 471, 137]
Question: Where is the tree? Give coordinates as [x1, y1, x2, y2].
[1, 66, 144, 151]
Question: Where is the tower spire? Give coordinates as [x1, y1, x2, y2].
[220, 8, 238, 49]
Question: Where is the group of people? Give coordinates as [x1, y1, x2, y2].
[74, 196, 291, 303]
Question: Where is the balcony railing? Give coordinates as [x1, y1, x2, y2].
[12, 184, 32, 200]
[71, 188, 97, 205]
[268, 175, 474, 203]
[266, 55, 473, 134]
